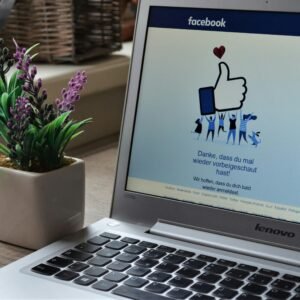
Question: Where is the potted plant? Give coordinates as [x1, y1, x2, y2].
[0, 39, 91, 249]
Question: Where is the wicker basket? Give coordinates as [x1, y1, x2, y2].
[0, 0, 122, 63]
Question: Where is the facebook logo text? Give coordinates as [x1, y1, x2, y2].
[188, 16, 226, 28]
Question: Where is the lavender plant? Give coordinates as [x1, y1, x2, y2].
[0, 39, 91, 171]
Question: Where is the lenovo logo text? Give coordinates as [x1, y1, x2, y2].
[255, 224, 295, 238]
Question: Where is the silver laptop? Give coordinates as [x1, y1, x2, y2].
[1, 0, 300, 298]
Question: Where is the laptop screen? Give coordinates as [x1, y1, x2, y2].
[126, 6, 300, 224]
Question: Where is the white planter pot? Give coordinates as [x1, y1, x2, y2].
[0, 157, 85, 249]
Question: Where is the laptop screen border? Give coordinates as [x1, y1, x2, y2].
[111, 0, 300, 251]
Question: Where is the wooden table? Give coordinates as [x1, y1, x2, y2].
[0, 143, 118, 268]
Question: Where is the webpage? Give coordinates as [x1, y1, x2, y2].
[127, 6, 300, 223]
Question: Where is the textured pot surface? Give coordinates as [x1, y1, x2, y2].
[0, 158, 85, 249]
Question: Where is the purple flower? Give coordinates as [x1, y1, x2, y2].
[13, 43, 29, 74]
[56, 71, 87, 113]
[8, 97, 32, 135]
[13, 40, 46, 107]
[10, 97, 32, 121]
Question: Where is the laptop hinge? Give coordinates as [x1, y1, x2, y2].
[149, 220, 300, 267]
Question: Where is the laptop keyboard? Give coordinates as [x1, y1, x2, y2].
[31, 232, 300, 299]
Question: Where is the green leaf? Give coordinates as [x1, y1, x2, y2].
[0, 93, 9, 120]
[30, 53, 39, 61]
[0, 143, 10, 156]
[54, 120, 73, 151]
[0, 78, 6, 94]
[58, 118, 91, 155]
[70, 130, 84, 141]
[8, 86, 18, 98]
[23, 125, 38, 163]
[47, 111, 71, 146]
[0, 119, 9, 143]
[8, 70, 20, 94]
[0, 109, 6, 122]
[25, 43, 40, 56]
[34, 112, 70, 152]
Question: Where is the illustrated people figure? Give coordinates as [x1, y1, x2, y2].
[194, 117, 204, 140]
[218, 113, 226, 136]
[226, 113, 237, 145]
[248, 131, 261, 147]
[239, 110, 254, 145]
[206, 115, 216, 141]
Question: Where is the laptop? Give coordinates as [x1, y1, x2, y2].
[1, 0, 300, 298]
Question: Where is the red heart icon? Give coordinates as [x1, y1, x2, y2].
[213, 46, 225, 59]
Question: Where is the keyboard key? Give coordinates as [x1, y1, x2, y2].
[169, 276, 193, 288]
[32, 264, 60, 276]
[146, 282, 169, 293]
[106, 240, 128, 250]
[74, 275, 97, 286]
[75, 243, 101, 253]
[238, 264, 257, 272]
[107, 261, 131, 272]
[156, 262, 179, 273]
[272, 279, 295, 290]
[198, 272, 222, 284]
[248, 274, 272, 285]
[97, 248, 119, 258]
[127, 266, 151, 277]
[125, 276, 149, 288]
[157, 245, 176, 253]
[266, 288, 291, 299]
[183, 259, 206, 270]
[217, 259, 237, 267]
[100, 232, 120, 240]
[213, 287, 238, 299]
[226, 268, 249, 280]
[104, 271, 128, 282]
[197, 254, 216, 262]
[283, 274, 300, 282]
[55, 270, 79, 281]
[237, 293, 262, 300]
[121, 237, 139, 244]
[89, 256, 111, 267]
[175, 250, 195, 257]
[242, 283, 267, 295]
[176, 267, 200, 278]
[204, 263, 228, 274]
[147, 271, 171, 282]
[138, 241, 157, 248]
[135, 258, 158, 268]
[143, 249, 166, 259]
[61, 249, 92, 262]
[190, 295, 214, 300]
[92, 279, 117, 291]
[125, 245, 146, 255]
[84, 266, 108, 277]
[68, 262, 89, 272]
[167, 288, 192, 299]
[163, 254, 185, 264]
[219, 277, 243, 289]
[259, 268, 279, 277]
[116, 253, 138, 263]
[47, 257, 72, 268]
[113, 285, 171, 300]
[87, 236, 109, 246]
[190, 282, 214, 293]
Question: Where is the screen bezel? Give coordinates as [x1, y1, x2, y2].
[111, 0, 300, 251]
